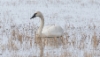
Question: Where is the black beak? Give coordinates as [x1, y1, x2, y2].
[30, 13, 37, 19]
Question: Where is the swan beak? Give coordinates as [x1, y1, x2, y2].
[30, 15, 35, 19]
[30, 13, 37, 19]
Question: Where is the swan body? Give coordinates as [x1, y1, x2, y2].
[30, 11, 64, 38]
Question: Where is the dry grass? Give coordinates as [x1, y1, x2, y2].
[78, 33, 87, 50]
[7, 38, 18, 51]
[11, 29, 23, 43]
[0, 21, 100, 57]
[34, 34, 64, 57]
[84, 51, 93, 57]
[35, 34, 63, 48]
[60, 51, 72, 57]
[92, 32, 98, 49]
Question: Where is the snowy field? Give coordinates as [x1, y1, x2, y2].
[0, 0, 100, 57]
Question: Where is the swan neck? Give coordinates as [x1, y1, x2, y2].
[38, 16, 44, 35]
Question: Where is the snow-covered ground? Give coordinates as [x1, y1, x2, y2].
[0, 0, 100, 57]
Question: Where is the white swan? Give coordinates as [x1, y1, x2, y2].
[30, 11, 64, 38]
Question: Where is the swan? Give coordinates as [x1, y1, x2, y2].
[30, 11, 64, 38]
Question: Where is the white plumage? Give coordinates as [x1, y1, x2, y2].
[30, 11, 64, 38]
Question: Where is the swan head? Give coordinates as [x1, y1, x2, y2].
[30, 11, 43, 19]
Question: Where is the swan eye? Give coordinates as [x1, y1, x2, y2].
[30, 13, 37, 19]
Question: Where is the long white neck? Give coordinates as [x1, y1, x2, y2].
[38, 15, 44, 35]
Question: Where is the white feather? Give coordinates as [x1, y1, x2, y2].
[31, 11, 64, 38]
